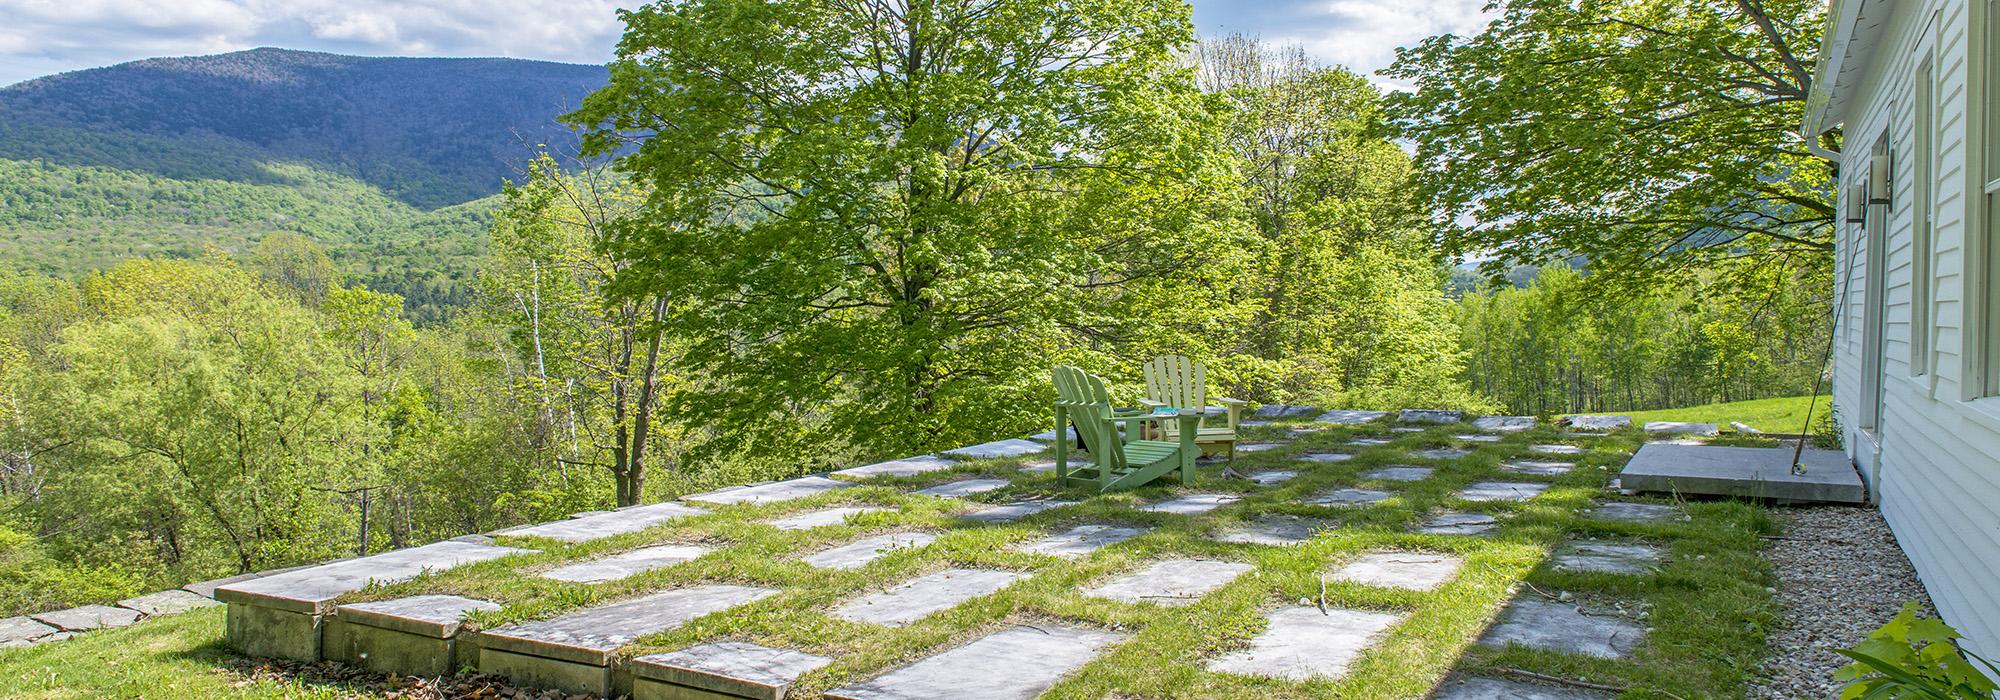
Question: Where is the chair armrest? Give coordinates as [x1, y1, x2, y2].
[1213, 397, 1247, 406]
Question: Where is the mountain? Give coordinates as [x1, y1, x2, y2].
[0, 48, 610, 209]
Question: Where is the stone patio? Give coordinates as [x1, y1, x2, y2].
[1208, 606, 1404, 681]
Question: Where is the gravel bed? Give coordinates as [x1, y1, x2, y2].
[1749, 505, 1937, 699]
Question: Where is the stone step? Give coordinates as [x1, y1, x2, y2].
[826, 624, 1126, 700]
[1016, 525, 1148, 558]
[1326, 552, 1464, 591]
[832, 456, 956, 479]
[1083, 559, 1252, 606]
[541, 544, 714, 583]
[1478, 597, 1642, 659]
[804, 532, 939, 570]
[632, 641, 833, 700]
[832, 568, 1026, 628]
[1207, 606, 1403, 681]
[685, 476, 855, 505]
[480, 585, 777, 696]
[767, 507, 891, 530]
[327, 595, 499, 677]
[500, 501, 708, 543]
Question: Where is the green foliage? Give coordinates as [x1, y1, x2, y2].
[1835, 602, 2000, 700]
[1383, 0, 1833, 290]
[0, 524, 142, 617]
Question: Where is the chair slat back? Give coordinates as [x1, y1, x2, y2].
[1052, 365, 1124, 468]
[1142, 355, 1205, 410]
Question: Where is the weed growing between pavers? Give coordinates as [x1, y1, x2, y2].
[310, 419, 1772, 699]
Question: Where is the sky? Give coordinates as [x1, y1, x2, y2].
[0, 0, 1495, 88]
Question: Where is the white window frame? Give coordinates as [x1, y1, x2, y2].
[1970, 0, 2000, 398]
[1912, 48, 1936, 378]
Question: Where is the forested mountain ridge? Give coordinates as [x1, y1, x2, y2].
[0, 48, 609, 208]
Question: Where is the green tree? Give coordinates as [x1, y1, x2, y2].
[1383, 0, 1833, 288]
[571, 0, 1247, 458]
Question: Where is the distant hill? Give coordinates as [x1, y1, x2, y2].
[0, 48, 609, 208]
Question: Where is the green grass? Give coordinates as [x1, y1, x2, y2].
[1621, 395, 1829, 434]
[0, 419, 1780, 699]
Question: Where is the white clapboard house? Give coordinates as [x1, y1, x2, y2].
[1804, 0, 2000, 657]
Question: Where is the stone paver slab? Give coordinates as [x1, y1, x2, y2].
[1255, 404, 1322, 418]
[504, 502, 708, 543]
[1018, 525, 1149, 558]
[0, 616, 56, 645]
[1419, 448, 1473, 460]
[1434, 677, 1611, 699]
[1392, 427, 1427, 433]
[1456, 481, 1551, 502]
[768, 507, 892, 530]
[1083, 560, 1252, 606]
[118, 589, 221, 617]
[944, 439, 1046, 460]
[216, 540, 529, 613]
[1416, 513, 1498, 536]
[1530, 444, 1586, 455]
[1208, 606, 1402, 681]
[1235, 442, 1285, 453]
[483, 585, 776, 665]
[832, 456, 957, 479]
[1362, 466, 1433, 482]
[31, 605, 140, 632]
[913, 479, 1011, 498]
[1562, 415, 1631, 431]
[1472, 416, 1537, 433]
[804, 532, 939, 570]
[1619, 444, 1864, 503]
[1458, 434, 1503, 443]
[826, 625, 1126, 700]
[1587, 502, 1684, 524]
[1347, 437, 1393, 446]
[1139, 493, 1241, 515]
[1214, 517, 1333, 546]
[1297, 452, 1354, 463]
[1643, 421, 1719, 436]
[1307, 488, 1392, 507]
[1327, 552, 1463, 591]
[542, 544, 713, 583]
[1502, 461, 1575, 476]
[1316, 410, 1389, 425]
[1479, 597, 1642, 659]
[832, 569, 1026, 627]
[1553, 542, 1662, 575]
[1400, 409, 1463, 424]
[1016, 458, 1084, 474]
[1244, 470, 1297, 485]
[633, 641, 833, 700]
[337, 595, 501, 637]
[688, 476, 856, 505]
[962, 500, 1076, 522]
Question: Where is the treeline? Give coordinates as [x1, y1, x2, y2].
[1454, 265, 1829, 417]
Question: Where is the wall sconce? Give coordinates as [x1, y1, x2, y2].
[1868, 153, 1891, 206]
[1846, 183, 1867, 223]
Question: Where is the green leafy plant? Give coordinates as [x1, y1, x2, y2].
[1834, 602, 2000, 699]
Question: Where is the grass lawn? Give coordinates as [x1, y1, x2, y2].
[1621, 395, 1829, 434]
[0, 418, 1781, 699]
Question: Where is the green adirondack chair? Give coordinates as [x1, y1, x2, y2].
[1051, 366, 1199, 492]
[1139, 355, 1246, 459]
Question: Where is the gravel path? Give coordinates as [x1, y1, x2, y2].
[1749, 506, 1937, 699]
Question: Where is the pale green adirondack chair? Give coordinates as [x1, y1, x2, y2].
[1139, 355, 1246, 459]
[1051, 366, 1198, 492]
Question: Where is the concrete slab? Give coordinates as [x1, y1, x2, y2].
[803, 532, 939, 570]
[632, 641, 833, 700]
[32, 604, 140, 632]
[768, 507, 892, 530]
[1017, 525, 1149, 558]
[1644, 421, 1720, 436]
[336, 595, 500, 637]
[1400, 409, 1463, 424]
[1083, 560, 1253, 606]
[216, 540, 529, 614]
[1530, 444, 1587, 455]
[483, 585, 778, 666]
[1619, 444, 1866, 503]
[1456, 481, 1551, 502]
[1502, 461, 1575, 476]
[327, 595, 501, 677]
[1472, 416, 1537, 433]
[944, 439, 1045, 460]
[832, 569, 1027, 627]
[1416, 513, 1498, 536]
[1244, 470, 1297, 485]
[1587, 502, 1685, 524]
[912, 479, 1010, 498]
[226, 599, 323, 660]
[1362, 466, 1433, 482]
[542, 544, 714, 583]
[832, 456, 958, 479]
[962, 500, 1076, 522]
[1316, 410, 1389, 425]
[1209, 606, 1402, 681]
[1479, 597, 1642, 659]
[825, 625, 1125, 700]
[505, 501, 709, 542]
[0, 616, 57, 645]
[118, 589, 221, 617]
[1307, 488, 1393, 507]
[1214, 516, 1334, 546]
[1298, 452, 1355, 463]
[1328, 552, 1464, 591]
[1419, 448, 1472, 460]
[1553, 542, 1662, 575]
[687, 476, 857, 505]
[1139, 493, 1241, 515]
[1433, 676, 1611, 699]
[1562, 415, 1631, 431]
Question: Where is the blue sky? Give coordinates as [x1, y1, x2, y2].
[0, 0, 1494, 88]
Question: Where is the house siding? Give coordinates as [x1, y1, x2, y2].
[1829, 0, 2000, 659]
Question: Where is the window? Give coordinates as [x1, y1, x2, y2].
[1913, 56, 1935, 376]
